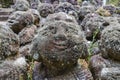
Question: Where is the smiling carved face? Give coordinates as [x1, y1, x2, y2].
[31, 21, 88, 76]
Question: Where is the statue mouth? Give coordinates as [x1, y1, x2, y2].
[52, 40, 68, 50]
[51, 39, 75, 51]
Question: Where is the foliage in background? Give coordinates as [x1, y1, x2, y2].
[0, 0, 14, 8]
[87, 29, 99, 61]
[107, 0, 120, 6]
[77, 0, 82, 4]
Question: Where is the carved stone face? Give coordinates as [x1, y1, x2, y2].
[31, 21, 88, 75]
[7, 11, 33, 34]
[37, 3, 54, 18]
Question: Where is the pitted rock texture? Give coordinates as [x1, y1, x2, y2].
[55, 2, 75, 13]
[33, 61, 93, 80]
[78, 5, 95, 22]
[27, 9, 41, 27]
[0, 24, 19, 60]
[31, 21, 88, 77]
[89, 54, 110, 80]
[19, 43, 32, 60]
[99, 25, 120, 60]
[13, 0, 30, 11]
[82, 1, 92, 6]
[7, 11, 34, 34]
[101, 67, 120, 80]
[46, 12, 78, 24]
[28, 0, 41, 9]
[54, 2, 78, 19]
[103, 16, 120, 25]
[81, 13, 108, 41]
[91, 0, 103, 7]
[18, 24, 37, 45]
[0, 58, 27, 80]
[37, 3, 54, 18]
[89, 54, 120, 80]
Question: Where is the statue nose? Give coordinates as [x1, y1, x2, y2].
[54, 34, 66, 41]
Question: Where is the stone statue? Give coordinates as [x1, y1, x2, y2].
[31, 21, 93, 80]
[7, 11, 34, 34]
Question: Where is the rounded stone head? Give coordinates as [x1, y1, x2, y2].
[81, 13, 108, 41]
[0, 24, 19, 61]
[37, 3, 54, 18]
[27, 9, 41, 27]
[99, 25, 120, 61]
[7, 11, 34, 34]
[31, 21, 88, 75]
[78, 5, 95, 22]
[54, 2, 78, 19]
[13, 0, 30, 11]
[46, 12, 78, 24]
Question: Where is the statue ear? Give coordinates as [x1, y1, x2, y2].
[24, 14, 34, 25]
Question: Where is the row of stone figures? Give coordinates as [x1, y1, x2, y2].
[0, 0, 120, 80]
[0, 0, 108, 8]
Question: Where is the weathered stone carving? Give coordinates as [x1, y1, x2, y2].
[99, 25, 120, 60]
[27, 9, 41, 27]
[46, 12, 78, 24]
[7, 11, 34, 34]
[81, 13, 108, 41]
[54, 2, 78, 20]
[0, 24, 19, 60]
[13, 0, 30, 11]
[31, 21, 92, 79]
[0, 57, 27, 80]
[18, 25, 37, 45]
[37, 3, 54, 18]
[89, 25, 120, 79]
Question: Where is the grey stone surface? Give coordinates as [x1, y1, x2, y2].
[37, 3, 54, 18]
[19, 24, 37, 45]
[0, 57, 27, 80]
[101, 67, 120, 80]
[99, 25, 120, 60]
[0, 24, 19, 60]
[81, 13, 108, 41]
[46, 12, 78, 24]
[31, 21, 89, 77]
[54, 2, 78, 20]
[7, 11, 34, 34]
[13, 0, 30, 11]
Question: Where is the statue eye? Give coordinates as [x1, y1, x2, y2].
[67, 28, 78, 34]
[49, 26, 56, 34]
[49, 26, 55, 30]
[65, 28, 68, 32]
[66, 19, 73, 22]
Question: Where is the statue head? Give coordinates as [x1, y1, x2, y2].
[7, 11, 34, 34]
[31, 21, 88, 76]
